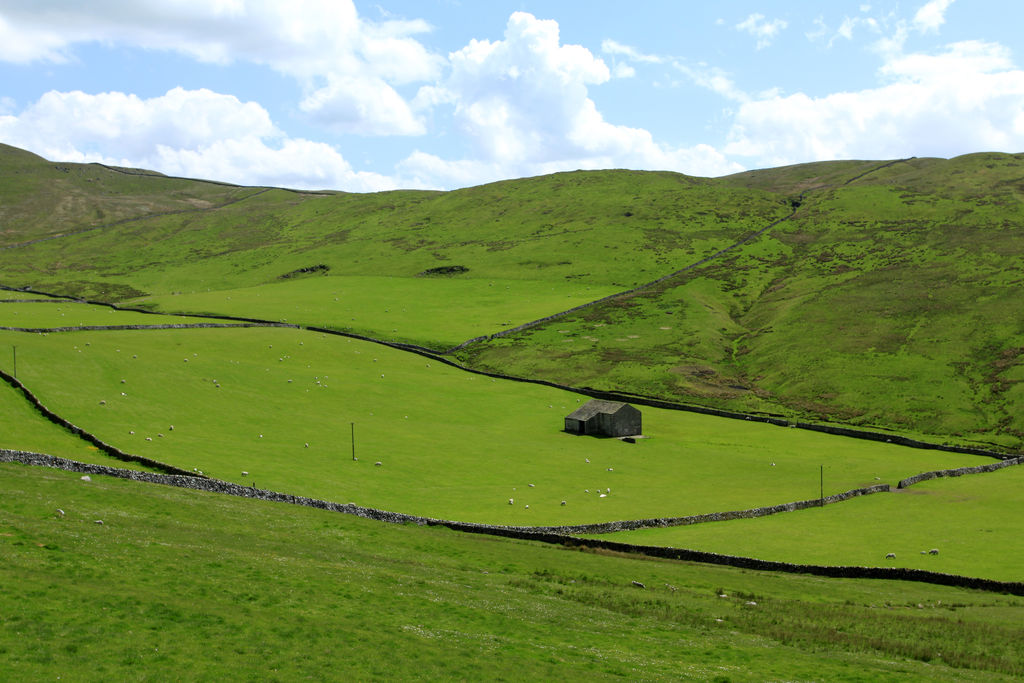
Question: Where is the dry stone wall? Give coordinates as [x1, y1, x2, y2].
[0, 369, 196, 477]
[897, 457, 1024, 489]
[3, 449, 1022, 596]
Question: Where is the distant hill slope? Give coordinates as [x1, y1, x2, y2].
[459, 153, 1024, 449]
[1, 144, 1022, 449]
[0, 143, 261, 255]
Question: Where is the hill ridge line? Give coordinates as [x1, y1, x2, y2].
[2, 281, 1017, 461]
[3, 448, 1022, 595]
[0, 187, 274, 252]
[445, 158, 914, 353]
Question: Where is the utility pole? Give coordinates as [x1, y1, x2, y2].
[351, 422, 356, 461]
[819, 465, 823, 506]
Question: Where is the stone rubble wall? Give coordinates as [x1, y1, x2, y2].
[897, 457, 1024, 489]
[3, 449, 1022, 596]
[0, 369, 197, 477]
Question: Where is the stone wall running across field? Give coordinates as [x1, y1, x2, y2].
[4, 449, 1023, 596]
[897, 457, 1024, 489]
[0, 369, 197, 477]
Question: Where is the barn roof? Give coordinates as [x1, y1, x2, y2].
[566, 399, 632, 420]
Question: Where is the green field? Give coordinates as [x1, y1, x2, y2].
[0, 300, 217, 329]
[0, 309, 984, 527]
[3, 463, 1022, 681]
[590, 465, 1024, 582]
[131, 275, 621, 349]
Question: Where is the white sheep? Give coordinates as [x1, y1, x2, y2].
[886, 552, 896, 559]
[928, 548, 939, 555]
[508, 498, 514, 505]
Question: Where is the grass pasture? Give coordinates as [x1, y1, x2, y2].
[0, 300, 220, 329]
[3, 462, 1023, 681]
[590, 465, 1024, 582]
[0, 379, 159, 470]
[131, 275, 621, 349]
[0, 298, 986, 528]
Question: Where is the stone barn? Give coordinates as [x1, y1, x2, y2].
[564, 399, 642, 437]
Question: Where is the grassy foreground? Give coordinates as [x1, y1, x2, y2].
[3, 463, 1023, 681]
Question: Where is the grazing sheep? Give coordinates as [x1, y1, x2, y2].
[94, 520, 103, 525]
[145, 437, 152, 441]
[524, 504, 529, 509]
[374, 461, 382, 467]
[632, 581, 645, 589]
[929, 548, 939, 555]
[560, 501, 566, 506]
[528, 483, 535, 487]
[508, 498, 514, 505]
[886, 553, 896, 559]
[241, 471, 248, 476]
[55, 509, 65, 518]
[99, 400, 106, 405]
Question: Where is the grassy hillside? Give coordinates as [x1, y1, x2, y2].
[0, 143, 258, 252]
[4, 462, 1023, 681]
[459, 153, 1024, 450]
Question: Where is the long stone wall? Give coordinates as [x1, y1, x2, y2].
[0, 369, 197, 477]
[0, 322, 292, 333]
[3, 449, 1022, 596]
[510, 484, 891, 535]
[897, 457, 1024, 489]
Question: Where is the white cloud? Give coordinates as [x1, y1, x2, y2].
[913, 0, 956, 33]
[672, 62, 749, 102]
[299, 75, 425, 136]
[0, 88, 396, 191]
[735, 13, 788, 49]
[401, 12, 741, 186]
[601, 39, 662, 64]
[724, 40, 1024, 165]
[0, 0, 442, 136]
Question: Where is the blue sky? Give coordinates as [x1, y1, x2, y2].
[1, 0, 1021, 191]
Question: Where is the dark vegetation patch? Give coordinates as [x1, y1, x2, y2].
[417, 264, 469, 277]
[278, 264, 330, 279]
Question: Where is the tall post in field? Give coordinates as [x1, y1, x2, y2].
[351, 422, 356, 461]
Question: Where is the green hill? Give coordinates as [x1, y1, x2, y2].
[3, 144, 1022, 447]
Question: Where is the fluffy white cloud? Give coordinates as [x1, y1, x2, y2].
[735, 13, 788, 49]
[0, 87, 396, 191]
[725, 40, 1024, 165]
[0, 0, 441, 136]
[401, 12, 741, 187]
[913, 0, 956, 33]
